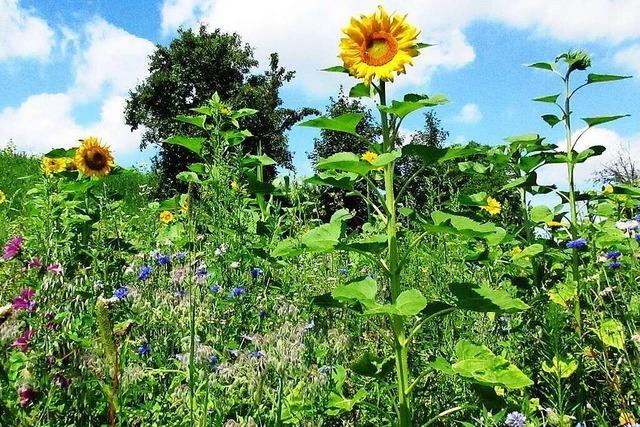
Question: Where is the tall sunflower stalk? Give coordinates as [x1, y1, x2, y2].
[340, 7, 422, 425]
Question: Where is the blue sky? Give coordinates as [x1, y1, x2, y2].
[1, 0, 640, 192]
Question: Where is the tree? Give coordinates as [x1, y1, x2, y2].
[308, 88, 380, 224]
[594, 143, 640, 185]
[124, 26, 313, 193]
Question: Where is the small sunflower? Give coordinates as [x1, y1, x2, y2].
[42, 157, 67, 176]
[0, 190, 5, 205]
[230, 180, 241, 192]
[480, 197, 501, 216]
[159, 211, 175, 224]
[602, 184, 614, 194]
[361, 151, 379, 163]
[339, 6, 420, 85]
[511, 246, 522, 257]
[75, 137, 114, 177]
[546, 220, 564, 228]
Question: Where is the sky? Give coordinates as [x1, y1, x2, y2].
[1, 0, 640, 199]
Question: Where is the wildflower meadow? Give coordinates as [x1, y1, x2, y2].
[1, 3, 640, 427]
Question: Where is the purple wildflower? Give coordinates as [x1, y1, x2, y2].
[609, 261, 622, 270]
[12, 288, 36, 312]
[27, 257, 42, 270]
[2, 236, 23, 260]
[566, 238, 587, 249]
[47, 262, 63, 275]
[18, 387, 35, 407]
[113, 286, 128, 300]
[139, 266, 152, 281]
[606, 251, 622, 259]
[156, 254, 171, 266]
[231, 287, 245, 297]
[137, 343, 151, 356]
[505, 411, 526, 427]
[250, 267, 263, 279]
[12, 328, 34, 352]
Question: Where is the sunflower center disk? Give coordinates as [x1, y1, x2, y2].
[86, 150, 106, 170]
[361, 31, 398, 66]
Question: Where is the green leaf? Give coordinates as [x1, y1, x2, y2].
[332, 276, 377, 305]
[232, 108, 258, 119]
[188, 163, 206, 173]
[394, 289, 428, 316]
[299, 113, 364, 135]
[350, 351, 394, 378]
[316, 152, 375, 175]
[304, 171, 358, 190]
[449, 282, 529, 314]
[44, 148, 76, 158]
[528, 62, 555, 72]
[542, 355, 578, 378]
[271, 238, 303, 258]
[322, 65, 348, 73]
[415, 42, 434, 49]
[586, 73, 632, 84]
[378, 94, 449, 119]
[402, 145, 481, 166]
[512, 243, 544, 261]
[370, 150, 402, 167]
[176, 171, 201, 184]
[176, 114, 206, 129]
[533, 94, 560, 103]
[574, 145, 606, 163]
[530, 205, 553, 223]
[300, 220, 343, 253]
[542, 114, 562, 127]
[452, 340, 533, 389]
[581, 115, 630, 127]
[338, 234, 387, 255]
[349, 83, 372, 98]
[548, 281, 577, 307]
[594, 318, 625, 350]
[165, 135, 205, 156]
[243, 154, 276, 167]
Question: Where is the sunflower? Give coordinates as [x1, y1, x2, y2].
[180, 198, 189, 215]
[339, 6, 420, 85]
[480, 197, 501, 216]
[0, 190, 5, 205]
[361, 151, 379, 163]
[75, 137, 114, 177]
[159, 211, 174, 224]
[42, 157, 67, 176]
[546, 220, 564, 228]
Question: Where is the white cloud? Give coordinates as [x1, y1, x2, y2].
[453, 103, 482, 124]
[537, 127, 640, 188]
[613, 44, 640, 78]
[0, 18, 155, 161]
[158, 0, 640, 96]
[0, 0, 55, 61]
[70, 18, 155, 101]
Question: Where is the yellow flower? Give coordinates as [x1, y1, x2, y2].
[546, 220, 564, 228]
[480, 197, 501, 215]
[231, 180, 241, 191]
[0, 190, 5, 205]
[603, 184, 614, 194]
[619, 411, 635, 425]
[511, 246, 522, 257]
[42, 157, 67, 175]
[75, 137, 115, 177]
[159, 210, 174, 224]
[339, 6, 420, 85]
[361, 151, 379, 164]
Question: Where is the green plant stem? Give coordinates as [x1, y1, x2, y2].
[379, 80, 411, 427]
[563, 72, 582, 335]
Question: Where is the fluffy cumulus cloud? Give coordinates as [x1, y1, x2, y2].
[537, 127, 640, 188]
[0, 0, 55, 61]
[613, 44, 640, 78]
[0, 17, 155, 160]
[454, 103, 482, 124]
[160, 0, 640, 95]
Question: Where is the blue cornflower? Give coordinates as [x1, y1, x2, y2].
[231, 287, 246, 297]
[250, 267, 263, 279]
[505, 412, 526, 427]
[338, 267, 348, 275]
[139, 266, 152, 281]
[609, 261, 622, 270]
[175, 251, 186, 261]
[259, 310, 268, 319]
[209, 355, 219, 370]
[566, 238, 587, 249]
[636, 234, 640, 243]
[156, 254, 171, 266]
[210, 284, 220, 294]
[137, 343, 150, 356]
[196, 266, 208, 277]
[113, 286, 128, 300]
[606, 250, 622, 259]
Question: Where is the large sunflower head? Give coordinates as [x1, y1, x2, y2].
[75, 137, 114, 178]
[339, 6, 420, 85]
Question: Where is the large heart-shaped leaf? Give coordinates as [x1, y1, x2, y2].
[594, 318, 625, 350]
[165, 135, 205, 156]
[449, 282, 529, 313]
[582, 115, 630, 128]
[332, 276, 377, 305]
[316, 152, 376, 175]
[299, 113, 364, 135]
